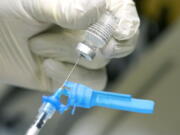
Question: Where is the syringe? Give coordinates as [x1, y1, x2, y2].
[26, 81, 155, 135]
[26, 57, 80, 135]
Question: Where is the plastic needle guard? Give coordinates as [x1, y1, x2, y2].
[42, 81, 155, 114]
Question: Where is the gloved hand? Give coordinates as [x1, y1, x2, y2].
[0, 0, 140, 92]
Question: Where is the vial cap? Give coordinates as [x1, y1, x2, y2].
[76, 42, 95, 61]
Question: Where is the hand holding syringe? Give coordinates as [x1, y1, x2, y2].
[26, 12, 154, 135]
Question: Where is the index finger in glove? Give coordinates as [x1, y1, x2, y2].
[106, 0, 140, 41]
[29, 28, 110, 70]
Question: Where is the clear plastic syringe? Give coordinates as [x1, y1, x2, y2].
[26, 103, 56, 135]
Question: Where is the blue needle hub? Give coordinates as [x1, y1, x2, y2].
[42, 81, 155, 114]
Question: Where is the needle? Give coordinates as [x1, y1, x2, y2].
[59, 56, 81, 89]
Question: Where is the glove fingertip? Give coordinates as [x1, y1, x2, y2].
[113, 17, 140, 41]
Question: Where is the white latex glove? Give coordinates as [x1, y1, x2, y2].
[0, 0, 140, 92]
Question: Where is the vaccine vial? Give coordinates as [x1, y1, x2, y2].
[76, 11, 117, 60]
